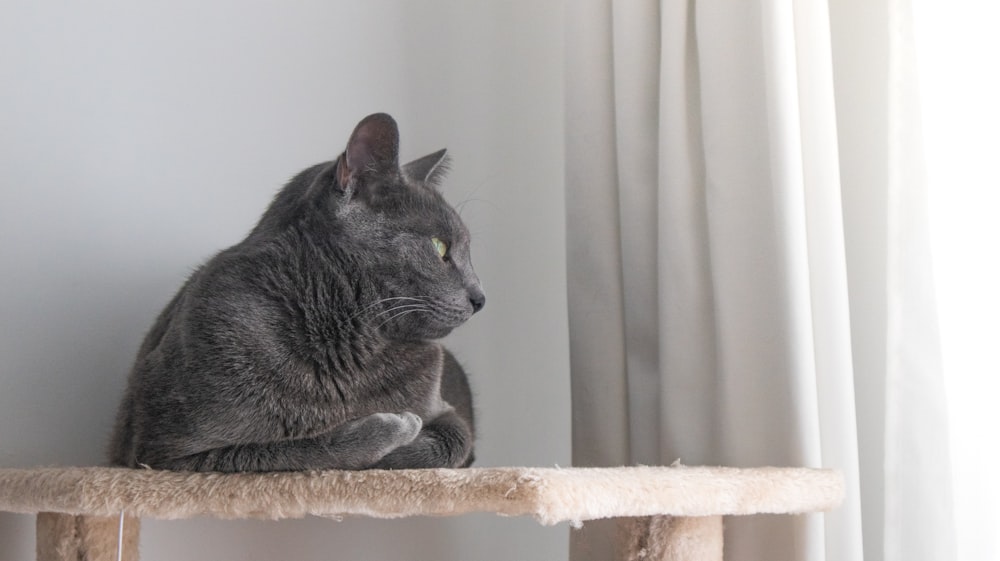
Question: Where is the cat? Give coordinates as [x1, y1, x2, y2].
[108, 113, 484, 472]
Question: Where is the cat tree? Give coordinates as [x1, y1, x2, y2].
[0, 464, 842, 561]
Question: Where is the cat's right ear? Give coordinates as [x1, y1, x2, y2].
[402, 148, 450, 189]
[335, 113, 401, 194]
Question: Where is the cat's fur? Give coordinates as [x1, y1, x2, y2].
[109, 113, 484, 472]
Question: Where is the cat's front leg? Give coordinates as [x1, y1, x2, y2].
[150, 412, 422, 472]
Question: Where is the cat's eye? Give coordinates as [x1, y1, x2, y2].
[431, 237, 448, 258]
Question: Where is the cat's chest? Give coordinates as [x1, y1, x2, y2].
[358, 342, 443, 400]
[308, 341, 446, 419]
[273, 342, 445, 437]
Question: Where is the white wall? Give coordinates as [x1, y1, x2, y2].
[0, 2, 571, 560]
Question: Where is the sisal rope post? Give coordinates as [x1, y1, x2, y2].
[36, 512, 139, 561]
[619, 515, 723, 561]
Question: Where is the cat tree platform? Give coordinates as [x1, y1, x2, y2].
[0, 465, 843, 561]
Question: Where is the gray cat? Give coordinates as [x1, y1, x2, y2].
[109, 113, 483, 472]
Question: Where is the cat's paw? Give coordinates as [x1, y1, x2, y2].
[325, 412, 423, 466]
[365, 412, 423, 463]
[367, 412, 423, 445]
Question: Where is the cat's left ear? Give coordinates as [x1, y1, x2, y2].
[336, 113, 401, 191]
[402, 148, 450, 189]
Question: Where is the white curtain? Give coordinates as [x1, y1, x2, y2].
[565, 1, 953, 560]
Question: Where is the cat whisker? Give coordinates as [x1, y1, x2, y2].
[366, 303, 432, 322]
[455, 197, 497, 217]
[372, 308, 429, 331]
[454, 174, 497, 218]
[349, 296, 432, 320]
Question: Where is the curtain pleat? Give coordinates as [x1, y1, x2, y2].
[657, 0, 720, 469]
[612, 0, 663, 470]
[565, 0, 629, 473]
[565, 4, 629, 557]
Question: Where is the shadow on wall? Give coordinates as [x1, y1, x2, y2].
[0, 269, 185, 469]
[0, 264, 183, 560]
[0, 514, 33, 561]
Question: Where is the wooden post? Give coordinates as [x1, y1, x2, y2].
[619, 515, 723, 561]
[36, 513, 139, 561]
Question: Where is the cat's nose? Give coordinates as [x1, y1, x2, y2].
[469, 290, 485, 313]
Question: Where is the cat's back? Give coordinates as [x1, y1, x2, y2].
[123, 239, 302, 401]
[110, 240, 301, 465]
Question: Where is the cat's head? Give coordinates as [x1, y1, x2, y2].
[302, 113, 485, 341]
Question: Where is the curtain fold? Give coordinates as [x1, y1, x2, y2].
[565, 4, 630, 557]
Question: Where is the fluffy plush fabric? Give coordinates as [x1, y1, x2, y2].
[3, 466, 843, 561]
[0, 465, 842, 526]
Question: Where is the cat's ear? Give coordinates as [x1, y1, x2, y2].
[336, 113, 400, 190]
[403, 148, 450, 188]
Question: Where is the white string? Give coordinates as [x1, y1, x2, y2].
[116, 510, 125, 561]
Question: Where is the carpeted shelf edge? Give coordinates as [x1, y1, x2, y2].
[0, 466, 844, 526]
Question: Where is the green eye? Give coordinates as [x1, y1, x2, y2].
[431, 237, 448, 258]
